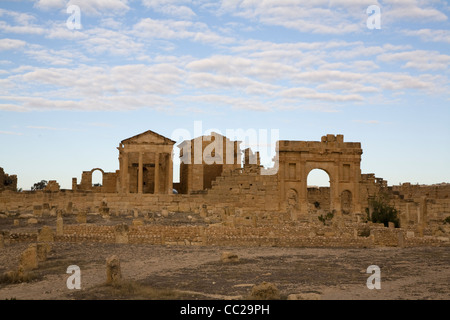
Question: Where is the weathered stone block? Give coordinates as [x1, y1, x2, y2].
[114, 224, 129, 244]
[36, 243, 51, 262]
[221, 251, 239, 263]
[106, 255, 121, 284]
[27, 218, 38, 225]
[37, 226, 54, 242]
[19, 244, 38, 271]
[287, 293, 321, 300]
[250, 282, 280, 300]
[76, 211, 87, 224]
[56, 215, 64, 236]
[397, 230, 405, 247]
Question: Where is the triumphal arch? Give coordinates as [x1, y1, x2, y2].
[277, 134, 363, 218]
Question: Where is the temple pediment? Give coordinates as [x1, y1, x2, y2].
[121, 130, 175, 145]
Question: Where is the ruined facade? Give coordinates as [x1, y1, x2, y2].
[72, 130, 175, 195]
[178, 132, 242, 194]
[276, 134, 363, 219]
[0, 131, 449, 233]
[0, 167, 17, 192]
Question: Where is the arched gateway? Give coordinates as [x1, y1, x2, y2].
[277, 134, 363, 219]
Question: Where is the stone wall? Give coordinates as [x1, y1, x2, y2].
[3, 222, 448, 248]
[1, 183, 449, 230]
[307, 187, 331, 212]
[392, 183, 450, 200]
[206, 168, 280, 212]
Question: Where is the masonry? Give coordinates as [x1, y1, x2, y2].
[0, 130, 449, 247]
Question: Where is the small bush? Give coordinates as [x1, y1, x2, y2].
[318, 211, 334, 225]
[0, 270, 39, 284]
[367, 196, 400, 228]
[444, 216, 450, 224]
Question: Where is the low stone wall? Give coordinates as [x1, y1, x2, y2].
[3, 223, 448, 248]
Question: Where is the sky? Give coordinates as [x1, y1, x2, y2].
[0, 0, 449, 190]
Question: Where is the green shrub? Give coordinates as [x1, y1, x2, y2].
[318, 211, 334, 225]
[367, 196, 400, 228]
[444, 216, 450, 224]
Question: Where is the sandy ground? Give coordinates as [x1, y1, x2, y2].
[0, 242, 448, 300]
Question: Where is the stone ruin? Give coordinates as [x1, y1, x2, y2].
[0, 130, 449, 248]
[0, 167, 17, 192]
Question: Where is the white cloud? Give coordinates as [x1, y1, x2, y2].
[294, 70, 365, 83]
[187, 55, 297, 81]
[317, 81, 380, 94]
[384, 3, 447, 22]
[45, 23, 87, 40]
[33, 0, 130, 15]
[67, 0, 130, 15]
[218, 0, 448, 34]
[353, 120, 380, 124]
[0, 21, 46, 35]
[218, 0, 374, 34]
[0, 9, 45, 35]
[34, 0, 131, 14]
[0, 130, 23, 135]
[82, 28, 145, 56]
[132, 18, 234, 44]
[142, 0, 197, 18]
[0, 8, 37, 25]
[26, 125, 70, 130]
[0, 38, 26, 51]
[378, 50, 450, 71]
[182, 94, 272, 111]
[24, 45, 90, 66]
[34, 0, 66, 10]
[402, 28, 450, 44]
[370, 72, 437, 91]
[0, 62, 185, 111]
[281, 87, 364, 102]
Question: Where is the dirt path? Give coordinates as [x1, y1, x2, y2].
[0, 243, 448, 300]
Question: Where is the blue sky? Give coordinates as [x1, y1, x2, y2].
[0, 0, 449, 190]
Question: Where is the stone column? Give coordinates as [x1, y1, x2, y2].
[331, 165, 342, 217]
[56, 212, 64, 236]
[299, 162, 308, 216]
[138, 152, 143, 194]
[154, 152, 160, 194]
[123, 152, 129, 194]
[419, 196, 427, 226]
[167, 152, 173, 194]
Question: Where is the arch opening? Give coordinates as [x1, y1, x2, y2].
[92, 169, 103, 187]
[307, 169, 331, 213]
